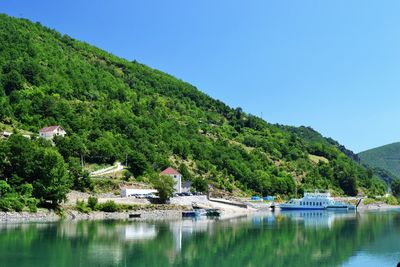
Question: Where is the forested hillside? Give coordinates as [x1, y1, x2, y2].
[0, 14, 386, 209]
[359, 143, 400, 183]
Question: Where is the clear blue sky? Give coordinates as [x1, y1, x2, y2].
[1, 0, 400, 153]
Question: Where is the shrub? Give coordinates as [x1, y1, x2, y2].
[11, 199, 24, 212]
[0, 181, 11, 196]
[391, 179, 400, 198]
[123, 170, 133, 181]
[27, 198, 38, 213]
[98, 200, 119, 212]
[385, 196, 398, 205]
[362, 198, 376, 205]
[76, 200, 91, 213]
[0, 193, 24, 212]
[0, 198, 12, 211]
[87, 196, 98, 210]
[192, 177, 208, 193]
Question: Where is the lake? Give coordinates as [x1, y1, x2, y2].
[0, 210, 399, 267]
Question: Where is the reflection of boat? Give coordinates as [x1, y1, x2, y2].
[278, 210, 357, 228]
[206, 209, 221, 217]
[183, 207, 221, 218]
[182, 209, 207, 218]
[279, 192, 355, 210]
[326, 202, 356, 210]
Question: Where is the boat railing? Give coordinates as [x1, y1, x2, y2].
[304, 192, 331, 198]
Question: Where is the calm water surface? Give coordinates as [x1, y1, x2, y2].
[0, 210, 399, 267]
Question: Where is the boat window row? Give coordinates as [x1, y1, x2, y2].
[300, 201, 327, 206]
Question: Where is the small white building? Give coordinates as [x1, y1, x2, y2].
[120, 188, 157, 197]
[160, 167, 182, 193]
[39, 125, 66, 140]
[0, 131, 12, 139]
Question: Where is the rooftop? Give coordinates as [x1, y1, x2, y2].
[160, 167, 181, 176]
[39, 125, 63, 133]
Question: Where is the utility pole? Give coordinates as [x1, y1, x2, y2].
[80, 153, 84, 167]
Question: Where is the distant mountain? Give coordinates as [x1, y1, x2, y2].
[0, 14, 386, 197]
[358, 143, 400, 183]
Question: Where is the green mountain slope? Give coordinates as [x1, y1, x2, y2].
[359, 142, 400, 183]
[0, 14, 386, 200]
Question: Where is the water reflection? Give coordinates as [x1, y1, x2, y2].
[123, 224, 157, 241]
[0, 210, 398, 267]
[276, 210, 357, 228]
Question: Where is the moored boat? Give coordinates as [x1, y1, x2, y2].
[279, 192, 355, 210]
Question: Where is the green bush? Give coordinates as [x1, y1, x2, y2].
[11, 199, 24, 212]
[362, 198, 376, 205]
[385, 196, 398, 205]
[0, 181, 12, 196]
[87, 196, 98, 210]
[27, 198, 38, 213]
[192, 177, 208, 193]
[123, 170, 133, 181]
[98, 200, 119, 212]
[391, 179, 400, 198]
[76, 200, 91, 213]
[0, 193, 24, 212]
[0, 198, 13, 211]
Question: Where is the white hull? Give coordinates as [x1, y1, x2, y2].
[279, 204, 326, 210]
[279, 192, 356, 211]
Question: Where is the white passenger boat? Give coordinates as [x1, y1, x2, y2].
[279, 192, 355, 210]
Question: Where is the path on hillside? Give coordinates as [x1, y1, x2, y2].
[90, 162, 125, 177]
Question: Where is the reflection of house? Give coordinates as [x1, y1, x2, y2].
[123, 224, 157, 241]
[160, 167, 182, 193]
[39, 125, 66, 140]
[169, 218, 213, 252]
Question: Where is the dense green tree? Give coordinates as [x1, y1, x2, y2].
[391, 179, 400, 197]
[2, 70, 24, 95]
[32, 148, 71, 205]
[152, 175, 176, 203]
[127, 151, 150, 177]
[67, 157, 93, 191]
[192, 177, 208, 193]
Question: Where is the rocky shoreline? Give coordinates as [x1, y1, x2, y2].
[1, 202, 399, 223]
[357, 202, 400, 211]
[64, 209, 183, 221]
[0, 210, 59, 222]
[0, 208, 184, 223]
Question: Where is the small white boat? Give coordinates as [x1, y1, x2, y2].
[279, 192, 355, 210]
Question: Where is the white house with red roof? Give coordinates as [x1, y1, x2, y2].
[39, 125, 66, 140]
[160, 167, 182, 193]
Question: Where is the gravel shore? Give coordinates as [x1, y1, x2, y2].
[357, 202, 400, 212]
[0, 210, 59, 222]
[0, 209, 184, 222]
[2, 199, 397, 223]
